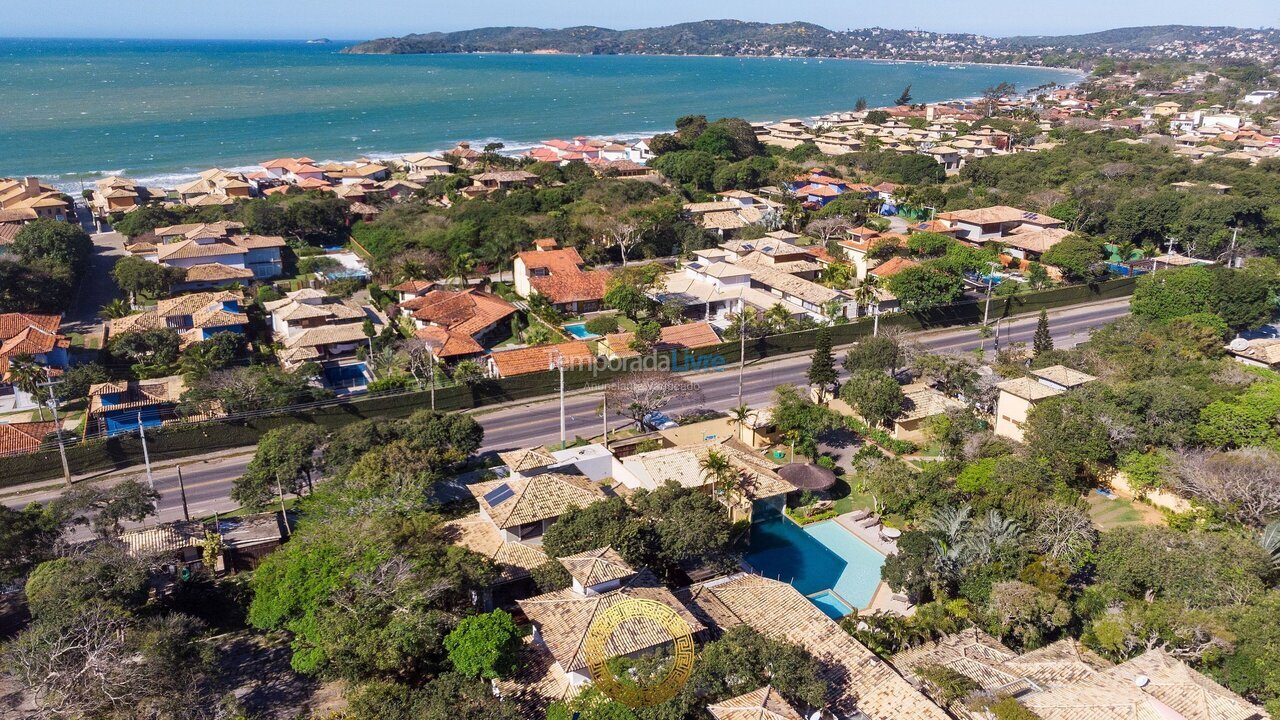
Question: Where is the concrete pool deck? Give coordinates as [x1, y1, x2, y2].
[833, 511, 916, 617]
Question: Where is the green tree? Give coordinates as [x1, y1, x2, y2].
[604, 280, 655, 320]
[1041, 234, 1106, 283]
[896, 84, 913, 106]
[445, 610, 523, 679]
[108, 329, 182, 378]
[887, 265, 964, 312]
[629, 320, 662, 354]
[110, 255, 183, 304]
[1131, 265, 1218, 322]
[845, 335, 900, 375]
[233, 425, 326, 508]
[12, 219, 92, 277]
[840, 370, 905, 428]
[806, 326, 838, 402]
[1032, 308, 1053, 356]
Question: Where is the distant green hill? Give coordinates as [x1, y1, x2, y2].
[1003, 24, 1257, 49]
[342, 20, 1278, 62]
[342, 20, 844, 56]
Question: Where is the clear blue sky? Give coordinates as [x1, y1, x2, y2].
[5, 0, 1279, 40]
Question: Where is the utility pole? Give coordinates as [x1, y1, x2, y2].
[1227, 226, 1240, 269]
[176, 466, 191, 521]
[549, 351, 566, 447]
[37, 373, 71, 485]
[872, 303, 881, 337]
[137, 411, 154, 490]
[737, 304, 747, 407]
[601, 389, 608, 446]
[428, 352, 436, 410]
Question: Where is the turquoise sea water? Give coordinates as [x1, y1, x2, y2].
[0, 38, 1080, 185]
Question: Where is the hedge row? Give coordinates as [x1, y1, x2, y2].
[7, 278, 1135, 485]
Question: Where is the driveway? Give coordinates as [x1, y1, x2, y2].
[65, 227, 126, 337]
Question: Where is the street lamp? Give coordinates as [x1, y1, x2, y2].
[37, 372, 71, 485]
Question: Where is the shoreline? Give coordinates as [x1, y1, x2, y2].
[27, 53, 1081, 193]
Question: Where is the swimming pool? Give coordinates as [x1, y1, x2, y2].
[563, 322, 598, 339]
[745, 516, 885, 617]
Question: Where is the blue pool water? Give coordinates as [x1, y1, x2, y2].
[809, 591, 855, 621]
[563, 322, 598, 340]
[746, 517, 885, 616]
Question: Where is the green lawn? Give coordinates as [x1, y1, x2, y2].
[1085, 492, 1160, 529]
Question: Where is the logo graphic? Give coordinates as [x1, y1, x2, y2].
[582, 598, 696, 707]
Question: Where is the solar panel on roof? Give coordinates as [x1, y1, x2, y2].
[1023, 212, 1038, 220]
[741, 243, 754, 251]
[687, 262, 704, 271]
[483, 483, 515, 507]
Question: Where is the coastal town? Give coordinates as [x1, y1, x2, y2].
[0, 31, 1279, 720]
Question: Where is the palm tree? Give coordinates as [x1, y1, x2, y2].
[728, 404, 754, 446]
[98, 299, 131, 320]
[1261, 521, 1280, 570]
[852, 276, 881, 319]
[7, 357, 49, 421]
[398, 259, 427, 282]
[699, 450, 742, 510]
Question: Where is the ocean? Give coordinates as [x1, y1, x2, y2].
[0, 38, 1081, 188]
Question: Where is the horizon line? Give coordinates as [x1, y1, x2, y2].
[1, 20, 1276, 44]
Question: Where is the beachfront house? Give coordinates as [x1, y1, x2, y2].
[176, 169, 253, 206]
[0, 177, 71, 223]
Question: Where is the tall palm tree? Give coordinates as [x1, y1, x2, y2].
[728, 404, 755, 446]
[7, 357, 49, 421]
[699, 450, 742, 509]
[852, 276, 880, 319]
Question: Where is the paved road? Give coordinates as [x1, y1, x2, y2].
[65, 227, 127, 336]
[5, 298, 1130, 528]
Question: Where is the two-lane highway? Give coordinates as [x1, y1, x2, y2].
[4, 298, 1130, 527]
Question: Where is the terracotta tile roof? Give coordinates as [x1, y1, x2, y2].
[996, 377, 1062, 402]
[119, 520, 206, 557]
[443, 512, 548, 583]
[708, 686, 804, 720]
[152, 221, 245, 240]
[892, 628, 1024, 692]
[529, 269, 610, 305]
[390, 279, 436, 294]
[517, 246, 585, 272]
[0, 421, 58, 455]
[557, 546, 636, 588]
[686, 574, 948, 720]
[156, 239, 246, 262]
[517, 570, 706, 674]
[1002, 226, 1072, 254]
[0, 313, 63, 359]
[898, 387, 967, 423]
[488, 341, 595, 378]
[406, 289, 516, 338]
[621, 437, 792, 500]
[604, 321, 722, 359]
[280, 322, 369, 350]
[0, 223, 21, 246]
[497, 446, 558, 473]
[87, 376, 187, 416]
[493, 639, 575, 716]
[468, 472, 608, 529]
[183, 263, 254, 283]
[1003, 639, 1111, 686]
[413, 325, 484, 358]
[939, 206, 1064, 227]
[869, 256, 920, 279]
[1032, 365, 1097, 389]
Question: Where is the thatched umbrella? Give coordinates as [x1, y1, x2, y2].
[777, 463, 837, 492]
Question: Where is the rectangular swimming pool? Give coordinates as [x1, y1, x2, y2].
[745, 516, 885, 617]
[563, 322, 598, 339]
